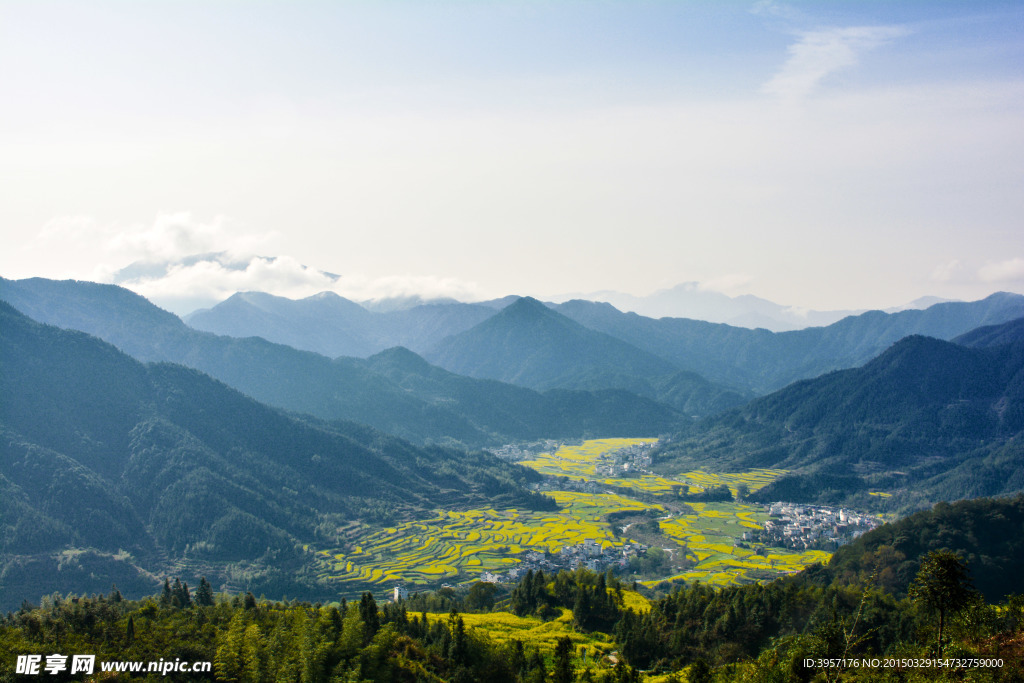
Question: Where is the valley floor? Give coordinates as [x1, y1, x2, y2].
[314, 438, 858, 596]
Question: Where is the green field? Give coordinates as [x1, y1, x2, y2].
[313, 439, 829, 591]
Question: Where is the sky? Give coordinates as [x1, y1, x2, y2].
[1, 0, 1022, 314]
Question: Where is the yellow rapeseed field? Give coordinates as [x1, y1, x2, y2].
[313, 439, 828, 592]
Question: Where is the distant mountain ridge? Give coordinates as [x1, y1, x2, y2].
[178, 281, 1024, 400]
[186, 290, 496, 358]
[553, 282, 866, 331]
[554, 292, 1024, 394]
[0, 278, 681, 446]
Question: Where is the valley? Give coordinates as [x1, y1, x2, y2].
[314, 439, 844, 596]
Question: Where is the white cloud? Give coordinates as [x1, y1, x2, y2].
[762, 25, 909, 100]
[334, 273, 483, 303]
[931, 259, 964, 283]
[123, 255, 337, 304]
[698, 273, 754, 295]
[978, 257, 1024, 284]
[106, 212, 278, 263]
[111, 245, 485, 313]
[16, 212, 488, 313]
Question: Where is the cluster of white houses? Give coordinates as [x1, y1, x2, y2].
[593, 442, 656, 478]
[488, 439, 570, 461]
[742, 502, 882, 551]
[477, 540, 647, 584]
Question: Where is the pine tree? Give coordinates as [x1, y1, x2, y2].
[517, 569, 535, 615]
[359, 592, 379, 642]
[552, 636, 574, 683]
[509, 639, 526, 678]
[573, 586, 592, 631]
[171, 578, 191, 608]
[196, 577, 215, 607]
[527, 648, 547, 683]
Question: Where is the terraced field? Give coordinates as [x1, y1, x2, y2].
[314, 439, 830, 592]
[653, 501, 831, 588]
[519, 439, 784, 497]
[317, 498, 640, 585]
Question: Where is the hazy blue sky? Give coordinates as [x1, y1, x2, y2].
[2, 1, 1022, 312]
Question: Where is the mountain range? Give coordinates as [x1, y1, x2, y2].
[8, 277, 1024, 496]
[0, 278, 682, 446]
[169, 281, 1024, 399]
[553, 292, 1024, 394]
[185, 290, 496, 359]
[551, 282, 865, 331]
[654, 317, 1024, 510]
[5, 272, 1024, 607]
[0, 301, 555, 605]
[549, 283, 955, 331]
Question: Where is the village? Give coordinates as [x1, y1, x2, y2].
[488, 439, 573, 462]
[473, 439, 884, 588]
[477, 540, 649, 585]
[592, 441, 657, 478]
[742, 502, 883, 551]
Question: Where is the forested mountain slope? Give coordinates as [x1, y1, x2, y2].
[425, 296, 749, 414]
[0, 278, 682, 446]
[822, 495, 1024, 600]
[0, 302, 550, 608]
[363, 346, 680, 439]
[954, 316, 1024, 349]
[654, 334, 1024, 510]
[426, 296, 680, 391]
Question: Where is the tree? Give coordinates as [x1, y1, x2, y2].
[908, 550, 976, 658]
[358, 592, 379, 642]
[196, 577, 215, 607]
[688, 658, 712, 683]
[160, 578, 172, 607]
[466, 582, 497, 612]
[552, 636, 574, 683]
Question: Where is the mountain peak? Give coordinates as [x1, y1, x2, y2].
[500, 296, 554, 317]
[366, 346, 432, 373]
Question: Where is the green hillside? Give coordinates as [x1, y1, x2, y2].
[425, 297, 748, 415]
[0, 278, 682, 447]
[654, 334, 1024, 510]
[0, 302, 550, 610]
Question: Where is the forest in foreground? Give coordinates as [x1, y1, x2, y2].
[3, 496, 1024, 682]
